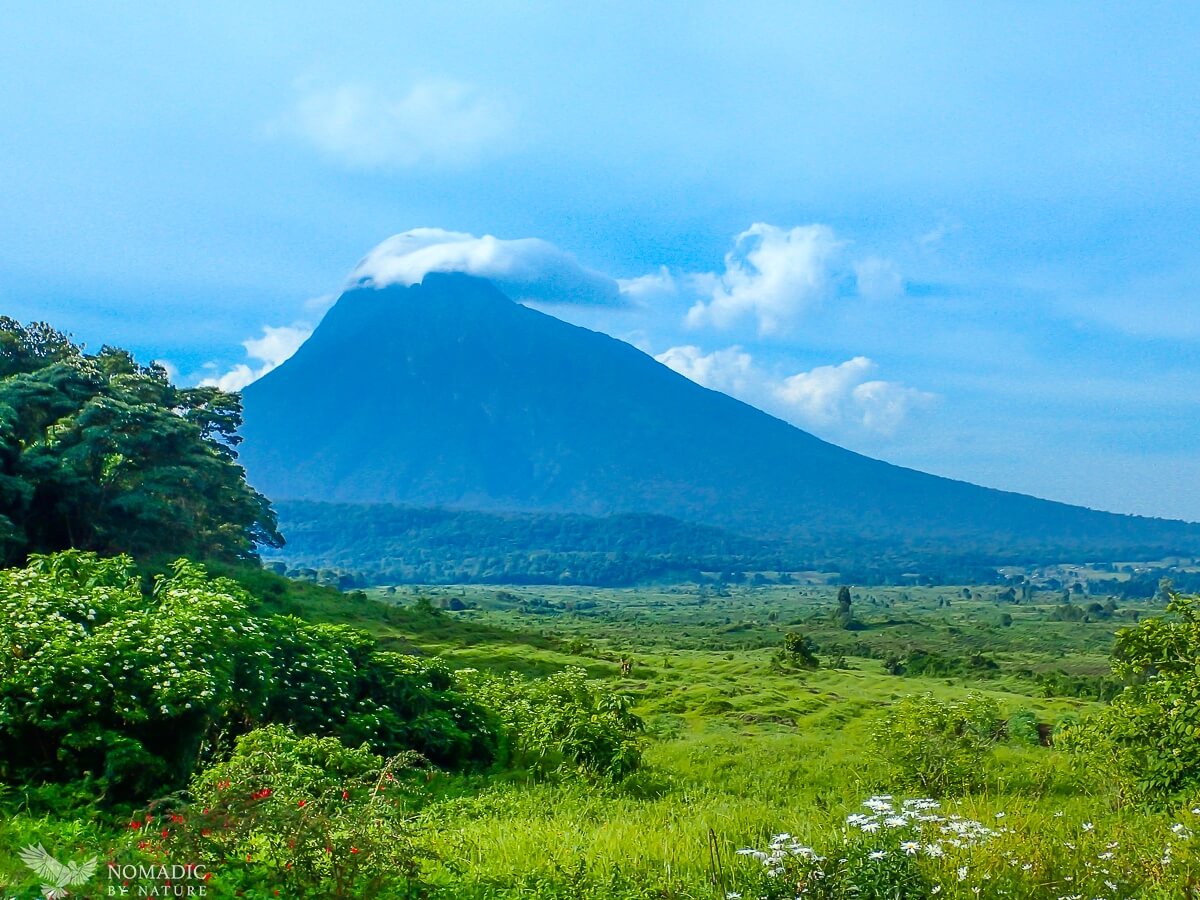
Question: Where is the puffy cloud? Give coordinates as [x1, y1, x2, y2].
[617, 266, 677, 301]
[281, 78, 512, 169]
[653, 345, 757, 397]
[775, 357, 933, 436]
[656, 345, 934, 438]
[685, 223, 846, 334]
[351, 228, 622, 306]
[201, 324, 312, 392]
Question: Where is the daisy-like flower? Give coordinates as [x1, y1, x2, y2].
[900, 841, 920, 855]
[869, 850, 887, 860]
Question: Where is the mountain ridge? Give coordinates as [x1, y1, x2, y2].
[239, 272, 1199, 561]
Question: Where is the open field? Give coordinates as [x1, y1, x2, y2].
[3, 571, 1197, 899]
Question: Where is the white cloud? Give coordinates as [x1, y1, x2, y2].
[352, 228, 622, 306]
[656, 345, 934, 438]
[617, 266, 677, 301]
[685, 223, 846, 334]
[654, 345, 757, 397]
[201, 324, 312, 392]
[854, 256, 904, 300]
[282, 78, 512, 169]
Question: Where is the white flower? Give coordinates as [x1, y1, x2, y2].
[900, 841, 920, 855]
[924, 843, 944, 858]
[869, 850, 887, 860]
[1082, 822, 1094, 832]
[860, 822, 880, 833]
[958, 866, 969, 882]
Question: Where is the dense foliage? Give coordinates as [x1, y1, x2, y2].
[0, 552, 601, 798]
[870, 693, 1002, 795]
[1062, 588, 1200, 803]
[156, 726, 425, 898]
[459, 667, 644, 781]
[0, 318, 281, 564]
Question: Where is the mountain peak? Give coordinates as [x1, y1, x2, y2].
[239, 276, 1199, 562]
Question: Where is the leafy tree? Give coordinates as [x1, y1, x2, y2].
[1060, 588, 1200, 803]
[0, 318, 281, 564]
[833, 584, 861, 630]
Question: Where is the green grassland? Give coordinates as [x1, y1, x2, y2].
[256, 578, 1199, 896]
[3, 571, 1197, 899]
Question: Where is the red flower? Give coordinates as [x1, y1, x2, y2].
[341, 790, 349, 800]
[350, 847, 359, 854]
[297, 799, 306, 807]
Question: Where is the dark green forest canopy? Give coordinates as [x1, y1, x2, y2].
[0, 317, 282, 564]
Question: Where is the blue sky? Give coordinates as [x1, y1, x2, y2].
[2, 2, 1198, 520]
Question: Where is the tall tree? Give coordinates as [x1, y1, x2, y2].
[0, 318, 282, 564]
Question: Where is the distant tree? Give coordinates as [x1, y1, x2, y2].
[0, 318, 281, 565]
[837, 585, 852, 612]
[832, 584, 860, 630]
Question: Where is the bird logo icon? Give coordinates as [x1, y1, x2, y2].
[18, 844, 98, 899]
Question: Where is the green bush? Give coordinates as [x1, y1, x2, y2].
[0, 551, 502, 799]
[870, 692, 1000, 795]
[342, 653, 499, 768]
[782, 631, 819, 668]
[150, 725, 424, 898]
[0, 552, 272, 795]
[460, 667, 643, 780]
[1006, 708, 1042, 746]
[1059, 590, 1200, 803]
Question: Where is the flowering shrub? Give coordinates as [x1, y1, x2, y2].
[870, 693, 1001, 795]
[0, 551, 503, 798]
[138, 725, 425, 898]
[0, 552, 272, 794]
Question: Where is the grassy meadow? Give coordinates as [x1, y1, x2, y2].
[3, 572, 1198, 899]
[372, 583, 1195, 898]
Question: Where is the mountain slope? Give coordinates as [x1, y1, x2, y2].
[239, 273, 1199, 560]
